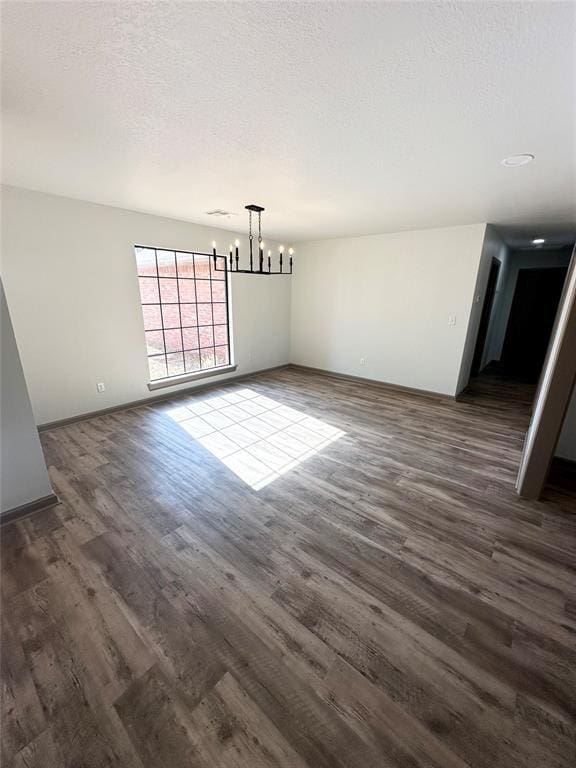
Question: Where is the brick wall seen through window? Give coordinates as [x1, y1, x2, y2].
[135, 246, 231, 381]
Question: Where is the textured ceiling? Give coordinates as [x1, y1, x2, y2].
[2, 1, 576, 242]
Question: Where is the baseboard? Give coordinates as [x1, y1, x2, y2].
[1, 493, 60, 527]
[288, 364, 455, 401]
[38, 364, 291, 432]
[38, 362, 455, 432]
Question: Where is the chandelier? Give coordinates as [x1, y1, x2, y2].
[212, 204, 293, 275]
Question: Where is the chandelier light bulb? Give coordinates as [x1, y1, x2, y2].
[289, 247, 294, 255]
[235, 239, 240, 247]
[279, 245, 284, 252]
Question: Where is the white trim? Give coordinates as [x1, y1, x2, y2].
[147, 364, 237, 391]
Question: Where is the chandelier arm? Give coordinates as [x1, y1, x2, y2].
[258, 211, 263, 272]
[216, 203, 293, 276]
[249, 209, 253, 272]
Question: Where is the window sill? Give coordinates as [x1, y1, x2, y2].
[147, 364, 237, 391]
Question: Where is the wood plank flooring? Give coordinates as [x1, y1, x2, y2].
[2, 367, 575, 767]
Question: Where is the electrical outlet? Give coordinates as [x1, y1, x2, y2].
[97, 382, 106, 393]
[360, 357, 366, 366]
[448, 315, 457, 326]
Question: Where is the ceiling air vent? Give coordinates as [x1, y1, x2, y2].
[205, 209, 237, 217]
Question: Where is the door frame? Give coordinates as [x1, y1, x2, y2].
[471, 257, 501, 377]
[516, 248, 576, 498]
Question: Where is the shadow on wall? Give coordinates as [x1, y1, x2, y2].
[456, 225, 508, 394]
[1, 281, 53, 514]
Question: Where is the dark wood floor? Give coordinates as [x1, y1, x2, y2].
[2, 368, 575, 768]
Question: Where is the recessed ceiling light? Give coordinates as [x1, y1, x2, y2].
[205, 209, 237, 217]
[532, 238, 546, 245]
[501, 153, 535, 167]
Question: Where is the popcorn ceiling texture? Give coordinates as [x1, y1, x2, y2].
[2, 1, 575, 242]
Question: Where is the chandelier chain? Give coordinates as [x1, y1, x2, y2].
[212, 203, 292, 275]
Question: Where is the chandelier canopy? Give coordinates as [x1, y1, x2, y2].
[212, 204, 293, 275]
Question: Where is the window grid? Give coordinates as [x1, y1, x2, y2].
[135, 246, 231, 381]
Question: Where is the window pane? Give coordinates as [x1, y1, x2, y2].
[199, 326, 214, 348]
[213, 303, 227, 324]
[196, 280, 212, 302]
[212, 281, 226, 302]
[200, 348, 215, 368]
[178, 279, 196, 303]
[162, 304, 181, 329]
[139, 277, 159, 304]
[142, 304, 162, 331]
[148, 355, 167, 380]
[183, 327, 199, 350]
[197, 304, 212, 325]
[214, 325, 228, 345]
[157, 250, 177, 277]
[184, 350, 201, 372]
[164, 328, 183, 353]
[215, 346, 229, 366]
[195, 256, 210, 280]
[135, 248, 157, 276]
[176, 252, 195, 278]
[181, 303, 198, 327]
[145, 330, 164, 355]
[166, 352, 185, 377]
[159, 278, 178, 303]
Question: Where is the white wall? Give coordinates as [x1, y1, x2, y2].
[1, 281, 53, 513]
[456, 225, 507, 393]
[1, 186, 291, 424]
[290, 224, 486, 396]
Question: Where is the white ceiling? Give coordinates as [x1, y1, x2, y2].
[2, 1, 576, 243]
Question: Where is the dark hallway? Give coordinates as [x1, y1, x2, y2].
[470, 244, 573, 389]
[499, 265, 567, 382]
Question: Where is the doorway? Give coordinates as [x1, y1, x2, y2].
[500, 266, 567, 382]
[471, 258, 500, 378]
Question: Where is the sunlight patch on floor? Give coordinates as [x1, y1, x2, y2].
[167, 388, 345, 490]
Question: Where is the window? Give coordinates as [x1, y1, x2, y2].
[135, 246, 231, 382]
